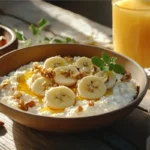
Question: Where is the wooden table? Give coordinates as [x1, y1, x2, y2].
[0, 0, 149, 150]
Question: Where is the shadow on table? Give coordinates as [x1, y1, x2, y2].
[0, 0, 111, 44]
[12, 121, 111, 150]
[12, 109, 149, 150]
[12, 119, 140, 150]
[0, 126, 7, 136]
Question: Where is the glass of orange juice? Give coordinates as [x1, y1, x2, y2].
[112, 0, 150, 68]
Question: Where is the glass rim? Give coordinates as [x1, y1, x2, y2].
[112, 1, 150, 12]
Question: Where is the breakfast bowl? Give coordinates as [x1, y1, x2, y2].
[0, 44, 148, 132]
[0, 25, 18, 56]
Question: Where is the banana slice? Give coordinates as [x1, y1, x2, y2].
[95, 71, 108, 83]
[78, 76, 106, 100]
[44, 86, 75, 109]
[44, 56, 67, 69]
[105, 71, 117, 89]
[31, 77, 53, 96]
[28, 74, 41, 88]
[75, 57, 93, 73]
[95, 71, 117, 89]
[54, 66, 80, 86]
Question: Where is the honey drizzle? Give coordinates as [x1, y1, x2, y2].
[17, 71, 113, 114]
[17, 71, 43, 103]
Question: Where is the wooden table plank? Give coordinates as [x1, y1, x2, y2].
[0, 1, 149, 150]
[0, 0, 111, 46]
[0, 108, 148, 150]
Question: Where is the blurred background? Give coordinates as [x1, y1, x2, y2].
[46, 1, 112, 27]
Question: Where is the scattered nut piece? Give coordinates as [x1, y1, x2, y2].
[88, 101, 94, 107]
[0, 120, 4, 127]
[41, 68, 55, 78]
[25, 101, 35, 108]
[11, 87, 15, 91]
[121, 72, 131, 82]
[77, 106, 83, 112]
[18, 100, 36, 111]
[32, 64, 43, 74]
[32, 64, 55, 79]
[18, 100, 28, 111]
[13, 91, 22, 99]
[60, 71, 71, 77]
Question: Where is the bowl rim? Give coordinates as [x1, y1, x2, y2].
[0, 24, 17, 50]
[0, 43, 149, 120]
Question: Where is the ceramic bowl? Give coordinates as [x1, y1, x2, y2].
[0, 25, 18, 56]
[0, 44, 148, 132]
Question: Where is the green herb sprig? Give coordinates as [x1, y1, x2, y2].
[92, 52, 124, 74]
[14, 18, 76, 48]
[29, 18, 49, 36]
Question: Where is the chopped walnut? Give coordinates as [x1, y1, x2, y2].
[60, 71, 71, 77]
[25, 101, 35, 108]
[13, 91, 22, 99]
[121, 72, 131, 82]
[18, 100, 35, 111]
[0, 121, 4, 127]
[88, 101, 94, 106]
[41, 68, 55, 78]
[18, 99, 28, 111]
[11, 87, 15, 91]
[32, 63, 43, 74]
[32, 64, 55, 79]
[77, 106, 83, 112]
[0, 80, 10, 88]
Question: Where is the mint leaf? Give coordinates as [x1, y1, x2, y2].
[91, 56, 104, 69]
[112, 64, 124, 73]
[102, 66, 109, 71]
[44, 37, 50, 41]
[91, 53, 124, 74]
[37, 18, 49, 30]
[52, 39, 63, 43]
[102, 52, 110, 64]
[109, 64, 114, 71]
[65, 37, 76, 43]
[29, 24, 39, 36]
[111, 57, 117, 63]
[14, 29, 26, 41]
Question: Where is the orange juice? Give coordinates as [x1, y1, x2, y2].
[113, 0, 150, 67]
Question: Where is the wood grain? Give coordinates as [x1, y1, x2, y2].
[0, 0, 111, 46]
[0, 0, 149, 150]
[0, 108, 148, 150]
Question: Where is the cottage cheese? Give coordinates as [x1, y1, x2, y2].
[0, 56, 138, 117]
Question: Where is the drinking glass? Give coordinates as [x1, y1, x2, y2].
[112, 0, 150, 68]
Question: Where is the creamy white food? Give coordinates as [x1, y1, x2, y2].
[0, 56, 138, 117]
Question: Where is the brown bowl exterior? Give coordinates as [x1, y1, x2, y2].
[0, 25, 18, 56]
[0, 44, 148, 132]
